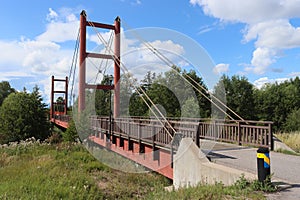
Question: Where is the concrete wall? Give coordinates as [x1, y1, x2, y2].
[173, 138, 255, 189]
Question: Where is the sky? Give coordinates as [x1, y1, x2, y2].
[1, 0, 300, 105]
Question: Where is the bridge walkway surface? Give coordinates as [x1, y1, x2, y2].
[205, 140, 300, 200]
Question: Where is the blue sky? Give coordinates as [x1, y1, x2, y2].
[1, 0, 300, 104]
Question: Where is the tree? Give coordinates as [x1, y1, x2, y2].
[183, 70, 211, 118]
[128, 67, 211, 118]
[0, 86, 50, 144]
[181, 97, 200, 118]
[55, 96, 65, 112]
[63, 119, 78, 142]
[95, 75, 113, 116]
[255, 78, 300, 131]
[284, 108, 300, 132]
[215, 75, 256, 120]
[0, 81, 15, 106]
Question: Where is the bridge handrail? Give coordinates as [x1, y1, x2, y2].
[89, 115, 273, 149]
[53, 114, 72, 122]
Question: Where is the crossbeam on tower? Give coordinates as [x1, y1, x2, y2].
[50, 76, 68, 118]
[78, 10, 121, 118]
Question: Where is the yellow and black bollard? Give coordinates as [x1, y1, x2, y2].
[257, 147, 271, 182]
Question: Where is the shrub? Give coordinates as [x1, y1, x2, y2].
[62, 120, 78, 142]
[0, 87, 50, 144]
[284, 108, 300, 132]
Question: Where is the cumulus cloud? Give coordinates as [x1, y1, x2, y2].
[190, 0, 300, 74]
[0, 8, 79, 103]
[1, 8, 188, 104]
[87, 30, 187, 83]
[213, 63, 229, 74]
[253, 76, 289, 89]
[47, 8, 58, 22]
[37, 8, 79, 43]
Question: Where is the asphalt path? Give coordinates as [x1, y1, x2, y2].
[202, 141, 300, 199]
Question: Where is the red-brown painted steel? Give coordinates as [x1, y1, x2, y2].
[50, 118, 69, 129]
[79, 10, 87, 112]
[86, 21, 115, 30]
[90, 135, 173, 179]
[50, 76, 54, 118]
[114, 17, 121, 118]
[50, 76, 68, 119]
[78, 11, 120, 117]
[64, 76, 68, 115]
[85, 84, 114, 90]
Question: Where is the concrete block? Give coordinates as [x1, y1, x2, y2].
[174, 138, 255, 189]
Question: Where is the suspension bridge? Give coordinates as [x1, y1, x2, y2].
[50, 10, 274, 186]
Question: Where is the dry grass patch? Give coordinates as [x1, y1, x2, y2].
[276, 131, 300, 153]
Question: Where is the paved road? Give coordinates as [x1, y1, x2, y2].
[201, 141, 300, 199]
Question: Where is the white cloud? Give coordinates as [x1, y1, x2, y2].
[0, 40, 25, 67]
[191, 0, 300, 74]
[245, 47, 277, 74]
[0, 71, 33, 81]
[190, 0, 300, 24]
[37, 8, 79, 43]
[244, 20, 300, 49]
[253, 76, 289, 89]
[289, 71, 300, 77]
[47, 8, 58, 22]
[213, 63, 229, 74]
[0, 8, 79, 104]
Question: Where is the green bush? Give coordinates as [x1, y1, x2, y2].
[0, 86, 50, 144]
[284, 108, 300, 132]
[62, 120, 78, 142]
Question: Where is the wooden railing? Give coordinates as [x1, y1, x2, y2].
[53, 114, 72, 122]
[90, 116, 273, 149]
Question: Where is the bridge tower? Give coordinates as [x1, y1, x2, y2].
[78, 10, 120, 118]
[50, 76, 68, 118]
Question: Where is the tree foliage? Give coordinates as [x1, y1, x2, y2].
[127, 66, 211, 118]
[63, 119, 78, 142]
[0, 86, 50, 144]
[0, 81, 15, 106]
[215, 75, 256, 120]
[283, 108, 300, 132]
[93, 67, 300, 132]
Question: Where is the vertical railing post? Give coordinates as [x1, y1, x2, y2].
[238, 121, 241, 145]
[268, 123, 273, 150]
[152, 123, 159, 161]
[196, 123, 200, 148]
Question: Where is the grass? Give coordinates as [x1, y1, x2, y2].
[0, 142, 268, 199]
[275, 131, 300, 153]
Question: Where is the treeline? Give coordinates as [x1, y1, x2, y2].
[96, 66, 300, 133]
[220, 75, 300, 132]
[0, 82, 50, 144]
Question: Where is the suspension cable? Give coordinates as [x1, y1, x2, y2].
[69, 29, 80, 106]
[94, 30, 114, 84]
[122, 21, 244, 121]
[68, 29, 80, 85]
[87, 19, 176, 138]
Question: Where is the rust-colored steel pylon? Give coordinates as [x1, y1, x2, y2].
[50, 76, 68, 118]
[78, 10, 120, 118]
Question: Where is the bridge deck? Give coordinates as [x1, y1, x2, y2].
[51, 115, 273, 179]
